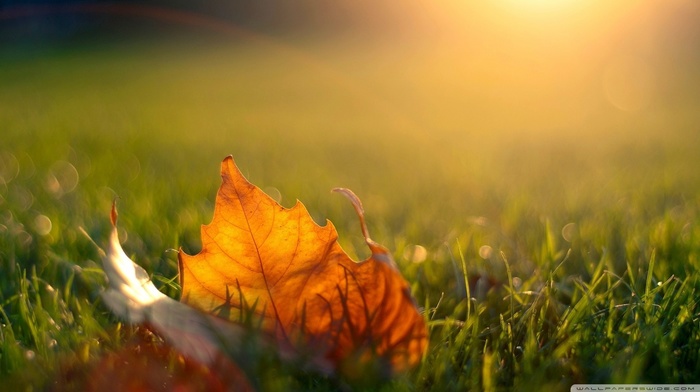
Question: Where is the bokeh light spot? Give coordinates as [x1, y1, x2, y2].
[478, 245, 493, 259]
[0, 151, 20, 183]
[10, 186, 34, 211]
[34, 214, 53, 236]
[125, 154, 141, 183]
[0, 178, 7, 203]
[263, 187, 282, 204]
[17, 230, 33, 248]
[471, 216, 488, 226]
[512, 276, 522, 289]
[46, 161, 80, 197]
[603, 55, 655, 112]
[403, 244, 428, 264]
[561, 222, 577, 242]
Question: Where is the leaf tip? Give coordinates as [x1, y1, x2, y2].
[221, 155, 236, 175]
[333, 187, 372, 243]
[110, 198, 119, 226]
[333, 188, 399, 269]
[332, 188, 364, 214]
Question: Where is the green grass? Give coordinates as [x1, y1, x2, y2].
[1, 33, 699, 391]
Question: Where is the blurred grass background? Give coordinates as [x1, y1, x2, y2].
[1, 1, 700, 390]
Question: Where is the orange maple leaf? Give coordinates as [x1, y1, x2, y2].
[178, 156, 427, 376]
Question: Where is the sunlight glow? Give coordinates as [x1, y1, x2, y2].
[500, 0, 580, 13]
[395, 0, 694, 134]
[603, 56, 656, 112]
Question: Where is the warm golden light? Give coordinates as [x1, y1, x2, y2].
[603, 55, 656, 112]
[378, 0, 697, 135]
[495, 0, 581, 14]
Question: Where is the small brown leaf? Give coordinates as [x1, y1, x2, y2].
[179, 156, 427, 376]
[52, 329, 252, 392]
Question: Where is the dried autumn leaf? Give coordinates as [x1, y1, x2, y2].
[179, 156, 427, 376]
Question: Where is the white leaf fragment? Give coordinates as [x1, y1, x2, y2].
[101, 228, 166, 322]
[101, 224, 243, 365]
